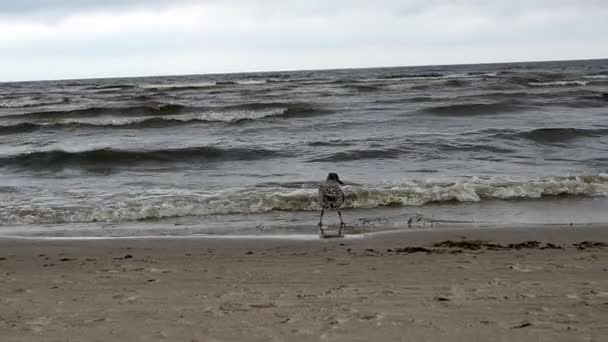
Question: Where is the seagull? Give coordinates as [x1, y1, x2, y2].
[318, 172, 346, 236]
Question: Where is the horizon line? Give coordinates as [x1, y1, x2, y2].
[2, 56, 607, 84]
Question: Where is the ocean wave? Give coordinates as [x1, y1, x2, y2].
[528, 80, 588, 87]
[3, 103, 188, 120]
[138, 82, 216, 91]
[215, 102, 329, 119]
[2, 175, 607, 224]
[422, 102, 521, 116]
[404, 96, 434, 103]
[505, 73, 573, 87]
[215, 81, 237, 86]
[309, 148, 405, 162]
[378, 92, 529, 105]
[0, 97, 69, 108]
[307, 140, 355, 147]
[0, 122, 42, 134]
[437, 143, 515, 154]
[0, 146, 283, 171]
[380, 72, 496, 81]
[578, 92, 608, 102]
[219, 80, 265, 86]
[344, 84, 382, 92]
[512, 128, 608, 143]
[584, 74, 608, 79]
[0, 110, 292, 133]
[309, 142, 515, 162]
[86, 84, 137, 90]
[235, 79, 267, 85]
[0, 102, 326, 130]
[381, 72, 445, 79]
[137, 79, 266, 90]
[442, 79, 470, 87]
[0, 118, 205, 134]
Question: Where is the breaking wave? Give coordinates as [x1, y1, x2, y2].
[0, 97, 69, 108]
[216, 102, 325, 118]
[380, 72, 496, 81]
[86, 84, 137, 90]
[3, 103, 188, 120]
[137, 79, 266, 91]
[0, 146, 283, 171]
[0, 119, 209, 134]
[528, 80, 588, 87]
[2, 175, 607, 225]
[0, 102, 326, 132]
[584, 74, 608, 80]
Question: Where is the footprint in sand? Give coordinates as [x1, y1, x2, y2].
[356, 312, 382, 322]
[509, 264, 542, 272]
[219, 302, 250, 313]
[248, 303, 276, 309]
[25, 316, 51, 333]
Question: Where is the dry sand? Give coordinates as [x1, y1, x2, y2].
[1, 226, 607, 341]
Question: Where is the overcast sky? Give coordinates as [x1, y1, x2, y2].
[1, 0, 607, 81]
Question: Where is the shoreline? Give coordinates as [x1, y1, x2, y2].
[1, 225, 607, 341]
[3, 195, 608, 238]
[1, 223, 607, 243]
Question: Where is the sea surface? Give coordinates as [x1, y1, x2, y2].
[1, 59, 608, 237]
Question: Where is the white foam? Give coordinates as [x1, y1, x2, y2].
[235, 80, 267, 85]
[584, 75, 608, 79]
[138, 82, 216, 89]
[0, 97, 66, 109]
[528, 80, 588, 87]
[178, 108, 286, 123]
[2, 175, 608, 226]
[11, 107, 290, 127]
[371, 72, 497, 83]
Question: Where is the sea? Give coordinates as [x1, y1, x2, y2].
[1, 59, 608, 238]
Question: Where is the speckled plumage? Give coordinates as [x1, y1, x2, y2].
[318, 173, 346, 236]
[318, 181, 345, 209]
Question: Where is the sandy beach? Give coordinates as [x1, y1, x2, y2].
[2, 1, 607, 341]
[1, 226, 607, 342]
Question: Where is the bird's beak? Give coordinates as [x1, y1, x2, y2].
[338, 180, 344, 185]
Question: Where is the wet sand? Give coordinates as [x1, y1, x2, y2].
[1, 226, 607, 341]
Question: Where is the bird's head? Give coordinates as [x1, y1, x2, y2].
[327, 172, 344, 185]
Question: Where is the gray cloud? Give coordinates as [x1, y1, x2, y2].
[1, 0, 606, 81]
[0, 0, 192, 14]
[2, 0, 604, 14]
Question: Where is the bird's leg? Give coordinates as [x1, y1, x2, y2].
[318, 209, 325, 235]
[338, 210, 345, 235]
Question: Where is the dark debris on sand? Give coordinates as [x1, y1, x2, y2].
[432, 240, 565, 251]
[393, 247, 433, 254]
[113, 254, 133, 260]
[434, 296, 451, 302]
[573, 241, 608, 250]
[379, 240, 604, 256]
[512, 321, 533, 329]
